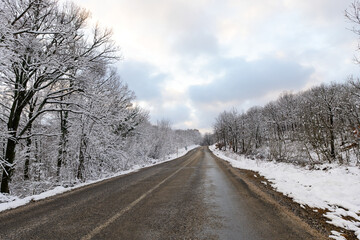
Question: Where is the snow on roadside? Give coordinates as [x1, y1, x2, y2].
[0, 145, 198, 213]
[209, 145, 360, 240]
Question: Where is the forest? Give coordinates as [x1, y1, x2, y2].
[213, 81, 360, 165]
[0, 0, 201, 194]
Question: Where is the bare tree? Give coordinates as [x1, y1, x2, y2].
[0, 0, 118, 193]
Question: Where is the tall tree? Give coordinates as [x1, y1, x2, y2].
[0, 0, 117, 193]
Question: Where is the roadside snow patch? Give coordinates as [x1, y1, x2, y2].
[0, 145, 198, 213]
[330, 230, 347, 240]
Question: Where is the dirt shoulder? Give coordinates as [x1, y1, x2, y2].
[211, 151, 357, 240]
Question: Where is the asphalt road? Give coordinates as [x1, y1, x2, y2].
[0, 147, 323, 240]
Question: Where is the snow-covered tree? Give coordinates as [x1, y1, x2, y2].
[0, 0, 202, 196]
[0, 0, 117, 192]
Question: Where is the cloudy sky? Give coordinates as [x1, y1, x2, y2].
[73, 0, 360, 133]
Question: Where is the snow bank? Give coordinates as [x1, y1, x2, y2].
[0, 145, 198, 213]
[209, 145, 360, 240]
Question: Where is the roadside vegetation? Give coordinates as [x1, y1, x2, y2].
[0, 0, 201, 195]
[213, 81, 360, 165]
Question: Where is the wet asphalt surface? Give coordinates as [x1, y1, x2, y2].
[0, 147, 322, 239]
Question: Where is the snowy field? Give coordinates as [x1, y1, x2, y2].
[0, 145, 198, 213]
[210, 145, 360, 240]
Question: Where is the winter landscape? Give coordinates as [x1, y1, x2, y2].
[1, 0, 360, 239]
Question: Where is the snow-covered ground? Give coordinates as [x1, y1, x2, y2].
[209, 145, 360, 240]
[0, 145, 198, 213]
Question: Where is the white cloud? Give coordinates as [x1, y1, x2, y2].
[72, 0, 360, 132]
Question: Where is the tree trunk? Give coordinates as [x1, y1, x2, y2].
[1, 137, 17, 193]
[255, 126, 260, 148]
[1, 141, 5, 160]
[77, 133, 87, 181]
[329, 110, 336, 161]
[35, 138, 41, 181]
[56, 109, 69, 181]
[24, 133, 31, 180]
[24, 100, 36, 180]
[223, 133, 227, 150]
[242, 138, 245, 153]
[1, 97, 24, 193]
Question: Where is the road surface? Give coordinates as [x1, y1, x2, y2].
[0, 147, 324, 239]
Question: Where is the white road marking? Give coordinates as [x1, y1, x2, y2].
[81, 156, 195, 240]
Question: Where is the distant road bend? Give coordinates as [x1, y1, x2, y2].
[0, 147, 325, 240]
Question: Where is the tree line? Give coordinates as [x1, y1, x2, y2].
[213, 1, 360, 166]
[0, 0, 201, 194]
[213, 81, 360, 165]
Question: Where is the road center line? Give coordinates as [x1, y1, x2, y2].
[81, 156, 195, 240]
